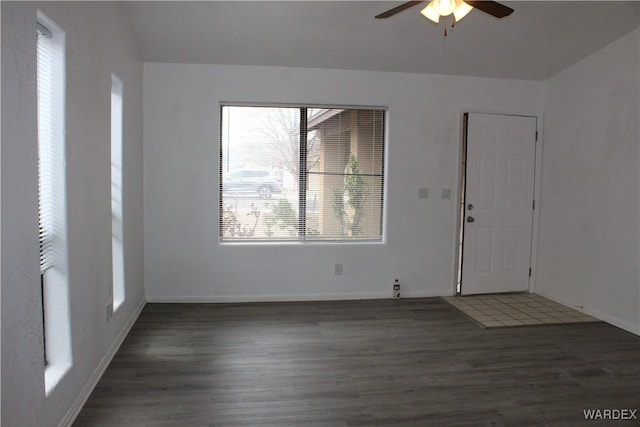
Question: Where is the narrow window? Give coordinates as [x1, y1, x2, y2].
[37, 11, 72, 393]
[220, 106, 385, 242]
[111, 74, 125, 310]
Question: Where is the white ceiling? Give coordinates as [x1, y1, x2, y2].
[121, 1, 640, 81]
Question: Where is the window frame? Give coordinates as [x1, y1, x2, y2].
[111, 73, 125, 311]
[36, 10, 73, 394]
[218, 103, 387, 244]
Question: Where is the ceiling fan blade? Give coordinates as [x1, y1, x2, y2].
[375, 1, 424, 19]
[465, 1, 514, 18]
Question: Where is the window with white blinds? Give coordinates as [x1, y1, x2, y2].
[37, 20, 68, 273]
[220, 105, 385, 242]
[37, 14, 73, 384]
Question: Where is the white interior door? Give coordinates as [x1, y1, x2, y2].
[461, 113, 537, 295]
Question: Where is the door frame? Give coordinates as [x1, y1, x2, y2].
[452, 110, 544, 296]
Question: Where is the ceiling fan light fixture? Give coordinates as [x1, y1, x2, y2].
[420, 2, 440, 23]
[453, 0, 473, 21]
[421, 0, 474, 24]
[435, 0, 457, 16]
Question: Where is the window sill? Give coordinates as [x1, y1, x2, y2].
[44, 361, 71, 396]
[219, 239, 385, 246]
[113, 296, 125, 312]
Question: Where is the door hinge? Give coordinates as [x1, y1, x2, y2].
[532, 199, 535, 210]
[529, 267, 532, 277]
[535, 131, 538, 141]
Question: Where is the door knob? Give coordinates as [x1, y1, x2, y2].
[466, 216, 475, 223]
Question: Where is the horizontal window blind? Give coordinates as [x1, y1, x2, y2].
[37, 23, 64, 272]
[306, 108, 384, 240]
[220, 105, 385, 242]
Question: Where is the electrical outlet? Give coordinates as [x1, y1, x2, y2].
[106, 303, 113, 322]
[334, 263, 343, 275]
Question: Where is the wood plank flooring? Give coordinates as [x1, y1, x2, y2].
[74, 299, 640, 426]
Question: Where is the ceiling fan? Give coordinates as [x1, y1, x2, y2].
[376, 0, 514, 35]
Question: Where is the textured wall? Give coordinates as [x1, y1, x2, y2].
[143, 63, 543, 302]
[1, 2, 144, 426]
[1, 3, 46, 425]
[537, 28, 640, 334]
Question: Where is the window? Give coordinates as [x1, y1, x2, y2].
[220, 106, 385, 242]
[37, 12, 72, 392]
[111, 74, 125, 310]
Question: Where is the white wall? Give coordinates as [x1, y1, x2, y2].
[537, 28, 640, 334]
[144, 63, 542, 302]
[1, 2, 144, 426]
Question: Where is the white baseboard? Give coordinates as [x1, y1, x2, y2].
[145, 290, 446, 303]
[534, 290, 640, 336]
[59, 298, 146, 427]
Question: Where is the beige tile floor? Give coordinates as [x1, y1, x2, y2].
[442, 293, 600, 328]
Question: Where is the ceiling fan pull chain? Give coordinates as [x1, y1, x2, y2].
[444, 26, 448, 37]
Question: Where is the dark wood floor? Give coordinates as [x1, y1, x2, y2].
[74, 298, 640, 426]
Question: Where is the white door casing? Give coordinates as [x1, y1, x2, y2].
[461, 113, 537, 295]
